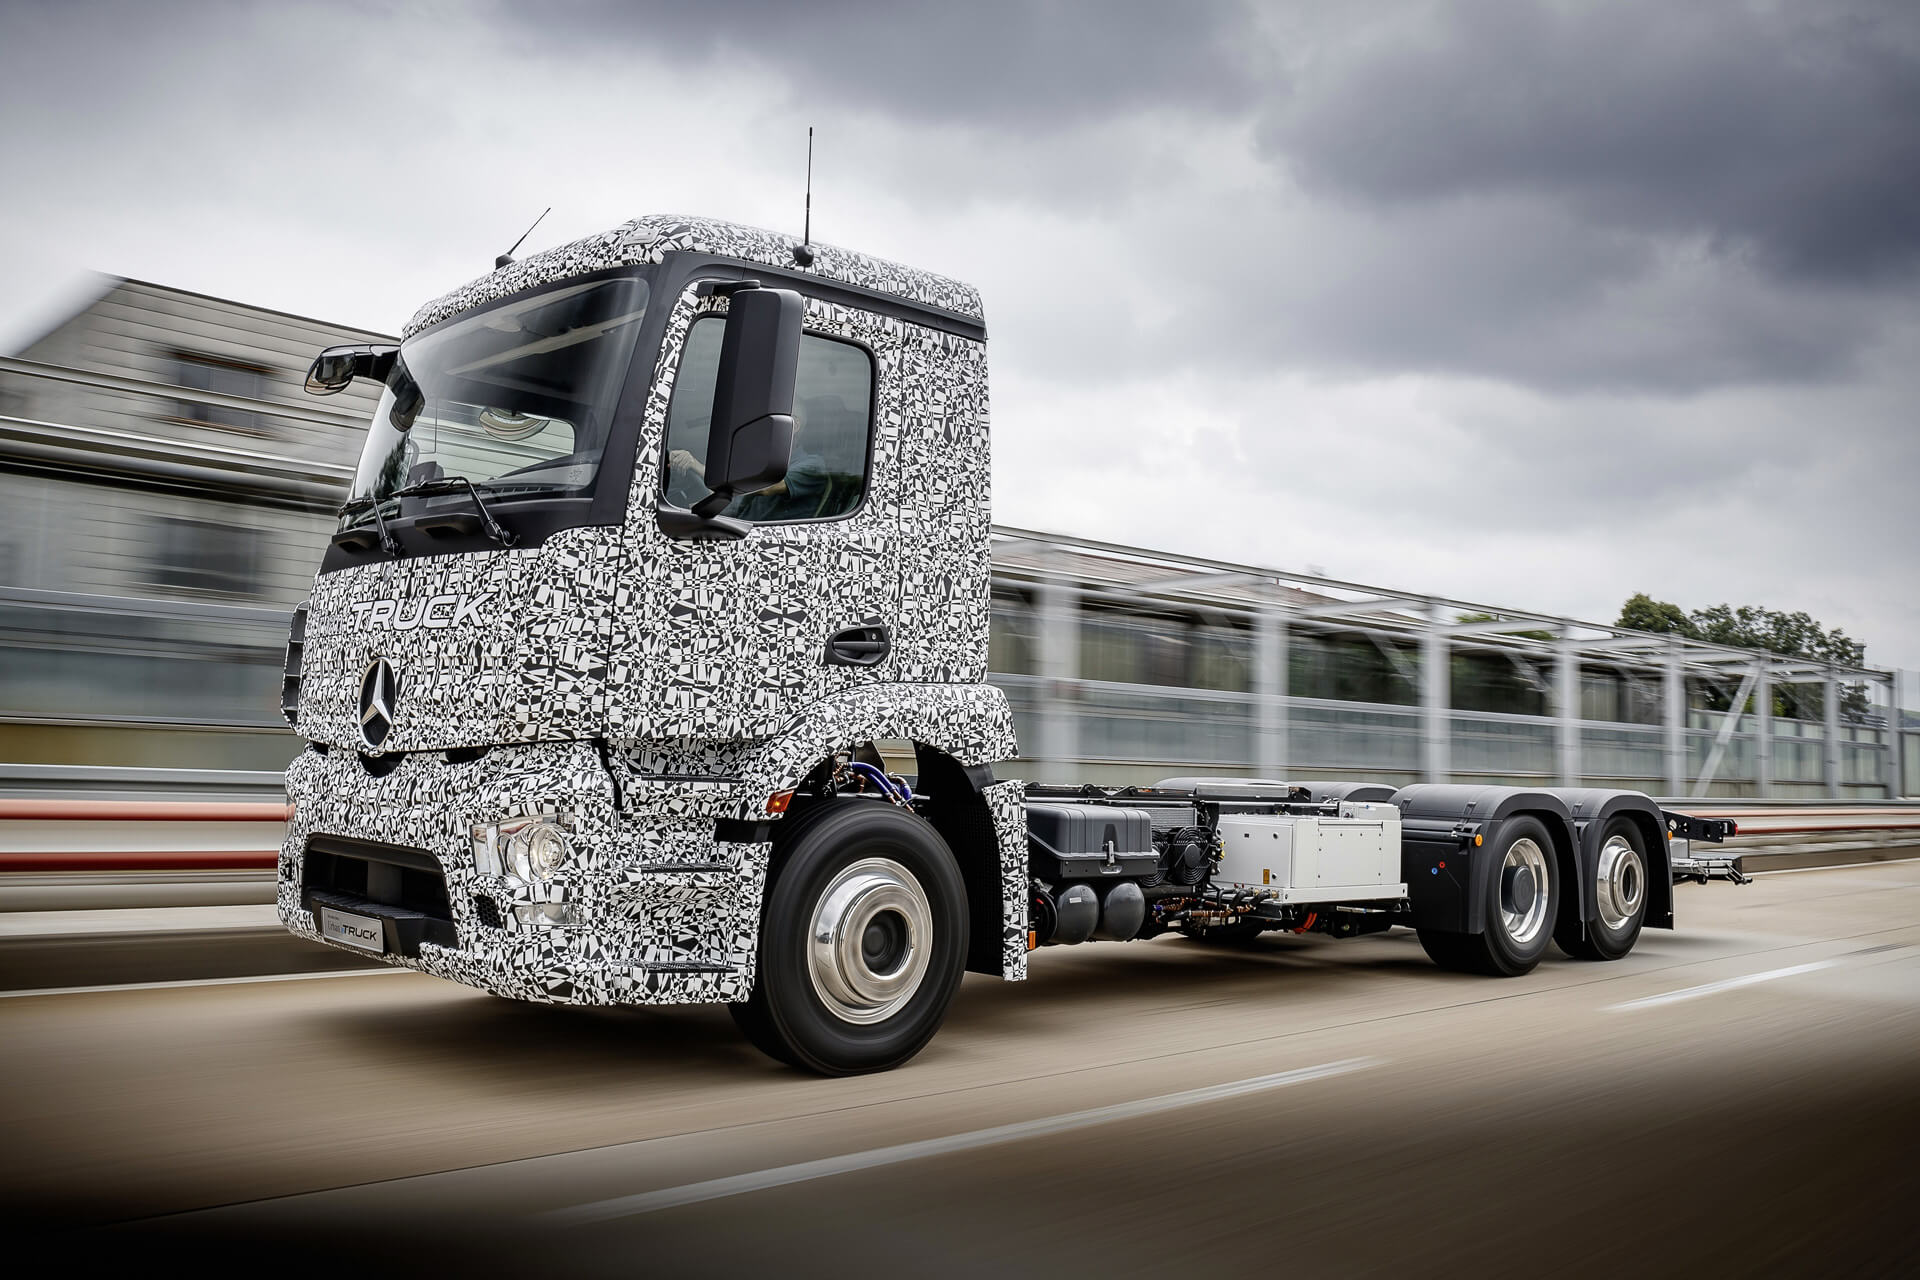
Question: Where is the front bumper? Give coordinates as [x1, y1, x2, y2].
[277, 741, 769, 1004]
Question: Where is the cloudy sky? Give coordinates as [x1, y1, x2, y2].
[3, 0, 1917, 669]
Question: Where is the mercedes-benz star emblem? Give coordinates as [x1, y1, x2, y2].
[359, 658, 400, 750]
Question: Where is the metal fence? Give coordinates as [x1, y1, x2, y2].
[989, 528, 1905, 799]
[994, 673, 1898, 797]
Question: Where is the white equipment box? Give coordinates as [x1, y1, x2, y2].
[1213, 802, 1406, 903]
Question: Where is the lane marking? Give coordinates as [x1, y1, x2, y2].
[0, 967, 410, 1000]
[546, 1056, 1380, 1224]
[1607, 960, 1842, 1012]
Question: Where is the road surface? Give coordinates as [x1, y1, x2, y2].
[4, 860, 1917, 1276]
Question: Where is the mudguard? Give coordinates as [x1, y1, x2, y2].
[1549, 788, 1675, 931]
[1392, 784, 1578, 935]
[1301, 780, 1400, 806]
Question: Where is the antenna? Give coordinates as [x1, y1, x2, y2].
[496, 207, 551, 269]
[793, 128, 816, 267]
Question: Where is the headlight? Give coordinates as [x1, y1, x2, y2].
[511, 820, 570, 881]
[471, 811, 574, 881]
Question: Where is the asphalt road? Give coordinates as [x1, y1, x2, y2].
[5, 861, 1918, 1277]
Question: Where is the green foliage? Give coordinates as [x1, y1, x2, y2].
[1614, 595, 1870, 722]
[1616, 593, 1695, 637]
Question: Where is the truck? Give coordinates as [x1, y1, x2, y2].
[277, 213, 1743, 1074]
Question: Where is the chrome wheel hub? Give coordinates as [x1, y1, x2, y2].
[1499, 837, 1551, 947]
[807, 857, 933, 1025]
[1594, 833, 1645, 931]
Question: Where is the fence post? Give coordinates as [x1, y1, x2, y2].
[1756, 663, 1773, 799]
[1556, 626, 1580, 787]
[1824, 663, 1842, 799]
[1422, 601, 1450, 783]
[1255, 604, 1289, 782]
[1035, 572, 1079, 783]
[1663, 640, 1686, 796]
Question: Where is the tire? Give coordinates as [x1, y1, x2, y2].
[1554, 816, 1649, 961]
[1417, 815, 1560, 977]
[730, 801, 968, 1075]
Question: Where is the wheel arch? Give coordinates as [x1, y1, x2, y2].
[737, 684, 1025, 982]
[1547, 789, 1674, 932]
[1393, 785, 1577, 935]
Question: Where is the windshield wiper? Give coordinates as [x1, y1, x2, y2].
[389, 477, 519, 547]
[335, 495, 404, 557]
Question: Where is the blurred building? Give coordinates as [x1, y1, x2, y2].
[0, 280, 1908, 797]
[0, 278, 387, 771]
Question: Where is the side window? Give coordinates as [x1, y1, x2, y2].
[169, 351, 272, 437]
[142, 515, 261, 598]
[663, 316, 874, 523]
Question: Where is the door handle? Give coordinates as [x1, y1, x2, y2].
[825, 625, 891, 667]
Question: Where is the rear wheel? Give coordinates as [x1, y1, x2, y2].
[1418, 816, 1560, 977]
[730, 801, 967, 1075]
[1555, 817, 1648, 961]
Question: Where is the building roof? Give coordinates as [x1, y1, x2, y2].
[404, 214, 983, 338]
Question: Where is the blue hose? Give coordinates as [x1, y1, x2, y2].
[842, 760, 913, 805]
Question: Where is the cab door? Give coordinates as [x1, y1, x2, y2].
[612, 282, 902, 742]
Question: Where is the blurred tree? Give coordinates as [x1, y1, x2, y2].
[1616, 594, 1695, 637]
[1615, 594, 1870, 722]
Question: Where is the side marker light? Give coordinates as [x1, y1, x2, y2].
[1474, 834, 1483, 847]
[766, 790, 794, 815]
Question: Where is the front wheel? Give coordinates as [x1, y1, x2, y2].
[1418, 815, 1560, 977]
[1554, 816, 1648, 961]
[730, 801, 967, 1075]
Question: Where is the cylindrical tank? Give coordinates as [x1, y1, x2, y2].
[1052, 883, 1099, 945]
[1095, 880, 1146, 941]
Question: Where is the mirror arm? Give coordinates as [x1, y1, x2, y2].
[657, 504, 750, 541]
[695, 278, 763, 299]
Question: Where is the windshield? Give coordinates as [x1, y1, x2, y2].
[345, 273, 650, 513]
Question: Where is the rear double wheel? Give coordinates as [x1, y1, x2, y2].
[731, 800, 968, 1075]
[1419, 816, 1560, 977]
[1554, 816, 1649, 961]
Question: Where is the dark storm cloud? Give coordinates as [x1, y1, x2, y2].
[1262, 0, 1920, 284]
[502, 0, 1920, 395]
[489, 0, 1270, 129]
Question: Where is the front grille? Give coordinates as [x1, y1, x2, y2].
[471, 894, 503, 929]
[303, 836, 452, 918]
[301, 836, 457, 955]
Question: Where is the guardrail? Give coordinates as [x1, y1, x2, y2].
[3, 796, 1915, 876]
[0, 798, 288, 872]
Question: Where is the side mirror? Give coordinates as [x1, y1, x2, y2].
[304, 343, 398, 396]
[693, 286, 803, 518]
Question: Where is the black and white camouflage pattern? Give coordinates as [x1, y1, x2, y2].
[403, 214, 983, 339]
[280, 215, 1024, 1003]
[279, 682, 1024, 1000]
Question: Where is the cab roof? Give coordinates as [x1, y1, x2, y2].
[404, 213, 983, 338]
